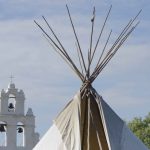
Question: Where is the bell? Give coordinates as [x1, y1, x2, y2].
[0, 124, 6, 132]
[17, 127, 23, 133]
[8, 103, 14, 110]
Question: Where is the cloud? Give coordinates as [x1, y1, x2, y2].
[0, 0, 149, 137]
[100, 81, 150, 120]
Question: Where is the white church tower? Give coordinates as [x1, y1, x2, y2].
[0, 81, 39, 150]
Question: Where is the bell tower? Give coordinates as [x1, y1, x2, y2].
[0, 82, 39, 150]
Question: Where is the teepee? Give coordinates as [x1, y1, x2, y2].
[33, 5, 148, 150]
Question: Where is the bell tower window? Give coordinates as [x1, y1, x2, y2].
[0, 121, 7, 146]
[16, 122, 24, 147]
[8, 94, 16, 112]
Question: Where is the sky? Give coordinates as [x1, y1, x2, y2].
[0, 0, 150, 138]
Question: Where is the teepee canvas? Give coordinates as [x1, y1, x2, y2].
[33, 5, 148, 150]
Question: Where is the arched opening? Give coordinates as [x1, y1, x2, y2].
[8, 94, 16, 112]
[0, 121, 7, 146]
[16, 122, 24, 147]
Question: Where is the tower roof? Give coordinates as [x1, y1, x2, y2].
[33, 5, 148, 150]
[8, 83, 16, 89]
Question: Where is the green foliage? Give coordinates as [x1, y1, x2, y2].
[128, 112, 150, 149]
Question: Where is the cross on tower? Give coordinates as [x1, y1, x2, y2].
[9, 75, 14, 83]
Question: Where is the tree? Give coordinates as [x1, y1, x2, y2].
[128, 112, 150, 149]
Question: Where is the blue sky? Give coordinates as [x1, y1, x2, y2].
[0, 0, 150, 137]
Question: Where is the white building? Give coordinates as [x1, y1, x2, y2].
[0, 82, 39, 150]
